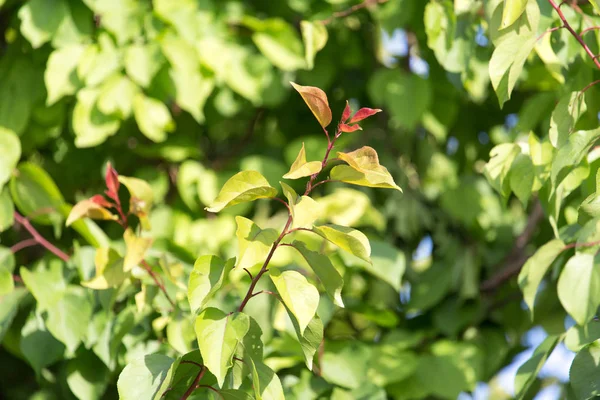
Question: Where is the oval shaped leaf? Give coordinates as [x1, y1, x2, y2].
[557, 253, 600, 326]
[195, 308, 250, 388]
[312, 224, 371, 263]
[66, 199, 117, 226]
[570, 342, 600, 399]
[188, 255, 234, 314]
[206, 171, 277, 213]
[290, 82, 332, 128]
[117, 354, 176, 400]
[332, 146, 402, 191]
[269, 268, 319, 334]
[283, 143, 322, 179]
[235, 216, 279, 271]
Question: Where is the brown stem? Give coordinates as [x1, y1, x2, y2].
[581, 26, 600, 35]
[548, 0, 600, 69]
[10, 238, 39, 254]
[198, 386, 223, 399]
[272, 197, 292, 215]
[13, 212, 70, 262]
[141, 260, 177, 309]
[562, 239, 600, 250]
[321, 0, 388, 25]
[536, 25, 564, 41]
[180, 366, 206, 400]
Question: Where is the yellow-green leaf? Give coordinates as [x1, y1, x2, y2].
[269, 268, 319, 334]
[283, 143, 322, 179]
[66, 199, 117, 226]
[118, 176, 154, 230]
[235, 216, 278, 272]
[290, 82, 332, 128]
[301, 20, 328, 70]
[206, 171, 277, 213]
[281, 182, 322, 229]
[123, 228, 153, 272]
[312, 224, 371, 263]
[501, 0, 528, 29]
[82, 248, 126, 289]
[331, 146, 402, 191]
[188, 255, 234, 314]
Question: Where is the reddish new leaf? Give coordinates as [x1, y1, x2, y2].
[349, 107, 382, 123]
[105, 162, 120, 201]
[290, 82, 332, 128]
[341, 101, 352, 122]
[340, 123, 362, 133]
[91, 194, 113, 208]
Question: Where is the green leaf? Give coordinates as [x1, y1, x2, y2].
[232, 316, 264, 388]
[551, 128, 600, 188]
[549, 91, 587, 148]
[322, 341, 371, 389]
[283, 143, 322, 179]
[243, 17, 306, 71]
[518, 239, 565, 316]
[188, 255, 234, 314]
[0, 265, 12, 296]
[0, 128, 20, 190]
[206, 171, 277, 213]
[250, 359, 285, 400]
[97, 74, 139, 118]
[570, 342, 600, 399]
[45, 45, 84, 105]
[291, 313, 323, 370]
[20, 312, 65, 373]
[300, 21, 328, 70]
[66, 350, 109, 400]
[20, 262, 66, 312]
[565, 321, 600, 352]
[501, 0, 528, 29]
[117, 354, 176, 400]
[72, 88, 120, 148]
[290, 82, 332, 128]
[170, 68, 214, 123]
[312, 224, 371, 263]
[341, 240, 405, 291]
[290, 241, 344, 307]
[78, 34, 121, 86]
[19, 0, 69, 48]
[0, 287, 26, 343]
[0, 188, 14, 232]
[45, 286, 93, 353]
[509, 153, 534, 206]
[514, 335, 560, 398]
[558, 253, 600, 326]
[125, 43, 164, 88]
[81, 247, 127, 289]
[133, 93, 175, 142]
[235, 216, 278, 272]
[331, 146, 402, 191]
[194, 308, 250, 387]
[488, 1, 539, 107]
[281, 182, 322, 229]
[484, 143, 520, 197]
[270, 268, 319, 334]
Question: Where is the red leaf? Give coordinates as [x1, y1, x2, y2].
[90, 194, 113, 208]
[105, 162, 120, 200]
[341, 101, 351, 122]
[349, 107, 382, 123]
[290, 82, 332, 128]
[340, 123, 362, 133]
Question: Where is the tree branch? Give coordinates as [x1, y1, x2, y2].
[321, 0, 388, 25]
[12, 212, 70, 262]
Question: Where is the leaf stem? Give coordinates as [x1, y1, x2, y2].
[10, 238, 39, 254]
[180, 366, 206, 400]
[141, 260, 177, 309]
[12, 212, 70, 262]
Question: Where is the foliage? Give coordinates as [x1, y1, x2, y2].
[3, 0, 600, 398]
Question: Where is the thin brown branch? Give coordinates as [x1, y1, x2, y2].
[10, 238, 39, 254]
[13, 212, 70, 262]
[180, 366, 206, 400]
[480, 200, 544, 292]
[243, 268, 254, 281]
[321, 0, 388, 25]
[581, 26, 600, 35]
[141, 260, 176, 309]
[536, 25, 564, 42]
[548, 0, 600, 69]
[198, 386, 223, 399]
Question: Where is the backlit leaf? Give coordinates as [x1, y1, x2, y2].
[283, 143, 322, 179]
[313, 224, 371, 263]
[270, 268, 319, 334]
[290, 82, 332, 128]
[66, 199, 117, 226]
[331, 146, 401, 191]
[281, 182, 322, 229]
[557, 253, 600, 325]
[235, 216, 278, 272]
[187, 255, 234, 314]
[123, 228, 152, 272]
[300, 20, 328, 70]
[133, 93, 175, 142]
[206, 171, 277, 213]
[549, 91, 587, 148]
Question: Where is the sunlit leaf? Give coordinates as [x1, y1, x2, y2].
[206, 171, 277, 213]
[331, 146, 401, 191]
[66, 199, 117, 226]
[123, 228, 152, 272]
[300, 20, 328, 70]
[270, 268, 319, 334]
[187, 255, 234, 314]
[235, 216, 278, 272]
[281, 182, 322, 229]
[283, 143, 322, 179]
[290, 82, 332, 128]
[557, 253, 600, 326]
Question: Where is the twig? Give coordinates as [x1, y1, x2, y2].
[321, 0, 388, 25]
[548, 0, 600, 69]
[536, 25, 564, 42]
[198, 386, 223, 399]
[180, 366, 206, 400]
[141, 260, 176, 309]
[243, 268, 254, 280]
[480, 200, 544, 291]
[12, 212, 70, 262]
[10, 238, 39, 254]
